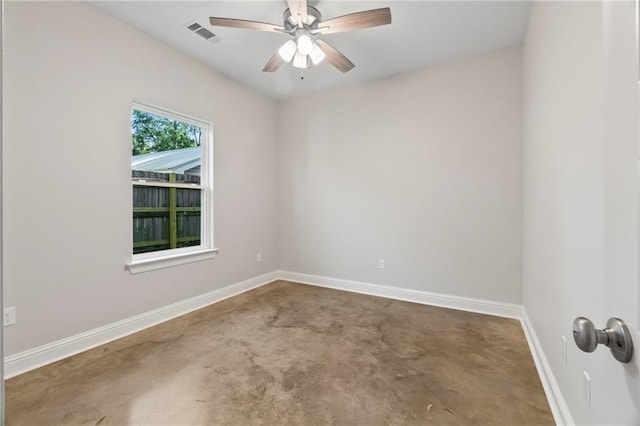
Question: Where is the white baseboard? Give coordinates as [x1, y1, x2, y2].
[278, 270, 523, 319]
[4, 271, 279, 379]
[521, 309, 574, 426]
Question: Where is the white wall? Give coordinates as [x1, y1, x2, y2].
[523, 1, 639, 424]
[523, 3, 604, 422]
[277, 47, 523, 303]
[3, 2, 278, 356]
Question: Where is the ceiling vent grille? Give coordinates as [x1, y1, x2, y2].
[186, 21, 217, 42]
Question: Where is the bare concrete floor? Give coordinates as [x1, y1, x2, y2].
[6, 281, 553, 425]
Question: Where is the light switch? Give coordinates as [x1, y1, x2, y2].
[583, 371, 591, 409]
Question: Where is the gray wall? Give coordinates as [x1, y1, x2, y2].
[3, 1, 279, 355]
[277, 47, 523, 303]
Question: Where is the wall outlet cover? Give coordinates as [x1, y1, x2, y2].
[4, 307, 16, 327]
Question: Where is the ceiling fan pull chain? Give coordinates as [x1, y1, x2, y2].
[301, 68, 304, 80]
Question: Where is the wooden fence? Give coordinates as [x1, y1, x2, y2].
[133, 170, 201, 254]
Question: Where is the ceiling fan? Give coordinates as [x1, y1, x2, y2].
[209, 0, 391, 74]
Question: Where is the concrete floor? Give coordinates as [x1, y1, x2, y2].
[6, 281, 553, 425]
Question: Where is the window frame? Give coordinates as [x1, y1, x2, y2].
[126, 101, 217, 274]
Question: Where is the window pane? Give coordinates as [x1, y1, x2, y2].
[132, 109, 203, 255]
[176, 187, 201, 249]
[132, 109, 202, 155]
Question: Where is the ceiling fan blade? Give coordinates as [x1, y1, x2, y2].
[286, 0, 308, 25]
[209, 17, 284, 32]
[316, 39, 355, 73]
[263, 52, 286, 72]
[318, 8, 391, 35]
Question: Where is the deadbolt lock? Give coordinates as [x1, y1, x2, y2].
[572, 317, 633, 363]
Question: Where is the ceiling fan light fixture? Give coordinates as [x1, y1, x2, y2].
[296, 33, 314, 55]
[309, 43, 326, 65]
[278, 40, 297, 62]
[292, 51, 308, 69]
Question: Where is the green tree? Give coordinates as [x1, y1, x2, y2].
[132, 110, 201, 155]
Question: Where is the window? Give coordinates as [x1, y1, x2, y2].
[127, 102, 216, 274]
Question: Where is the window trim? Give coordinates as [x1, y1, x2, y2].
[126, 101, 217, 274]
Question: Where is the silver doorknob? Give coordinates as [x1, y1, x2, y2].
[572, 317, 634, 363]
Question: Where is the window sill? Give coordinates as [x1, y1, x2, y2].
[127, 248, 219, 274]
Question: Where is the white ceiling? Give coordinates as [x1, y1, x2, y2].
[90, 1, 532, 100]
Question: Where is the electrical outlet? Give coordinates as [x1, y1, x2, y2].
[561, 335, 567, 364]
[3, 307, 16, 327]
[257, 252, 262, 262]
[379, 258, 386, 270]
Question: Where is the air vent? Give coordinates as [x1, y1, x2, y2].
[195, 27, 215, 40]
[185, 21, 217, 43]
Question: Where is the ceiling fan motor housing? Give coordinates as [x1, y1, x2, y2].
[283, 6, 322, 33]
